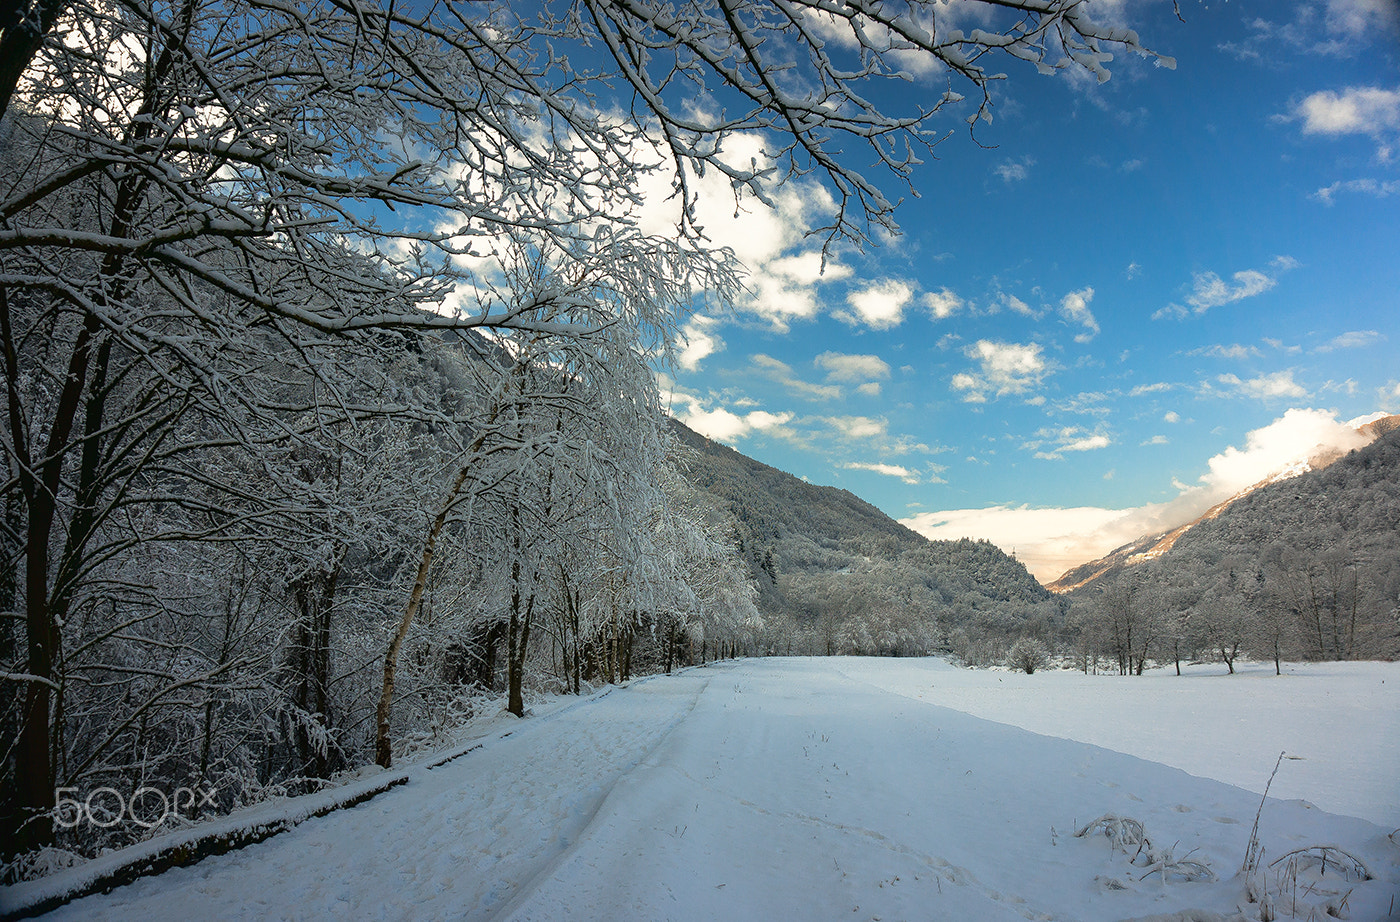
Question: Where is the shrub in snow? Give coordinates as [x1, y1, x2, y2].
[1008, 637, 1050, 674]
[1074, 813, 1216, 885]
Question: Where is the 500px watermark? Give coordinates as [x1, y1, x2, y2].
[54, 784, 219, 829]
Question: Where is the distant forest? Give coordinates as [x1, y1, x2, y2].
[677, 419, 1400, 674]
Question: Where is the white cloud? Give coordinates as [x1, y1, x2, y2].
[1059, 287, 1100, 343]
[824, 415, 888, 441]
[923, 288, 964, 320]
[1325, 0, 1400, 37]
[1001, 292, 1038, 317]
[631, 131, 845, 332]
[902, 505, 1136, 582]
[767, 251, 852, 286]
[751, 354, 842, 400]
[664, 381, 796, 444]
[837, 279, 915, 329]
[1191, 343, 1263, 360]
[900, 407, 1380, 581]
[1155, 259, 1296, 319]
[1195, 408, 1370, 494]
[677, 405, 794, 443]
[1295, 85, 1400, 135]
[1312, 177, 1400, 204]
[856, 382, 882, 397]
[676, 315, 723, 371]
[1316, 330, 1384, 352]
[797, 5, 978, 79]
[1223, 2, 1398, 61]
[841, 461, 921, 484]
[952, 340, 1050, 402]
[1217, 370, 1309, 400]
[1189, 268, 1275, 310]
[814, 352, 891, 382]
[995, 157, 1034, 183]
[1163, 411, 1180, 423]
[1025, 426, 1112, 460]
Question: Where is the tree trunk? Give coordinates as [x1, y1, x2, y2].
[4, 295, 104, 851]
[506, 562, 535, 718]
[376, 463, 471, 768]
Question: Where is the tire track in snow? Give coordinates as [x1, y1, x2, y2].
[474, 668, 718, 922]
[631, 686, 1062, 922]
[30, 668, 720, 922]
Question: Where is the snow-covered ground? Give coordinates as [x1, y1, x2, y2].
[8, 657, 1399, 921]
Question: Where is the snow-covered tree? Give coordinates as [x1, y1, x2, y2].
[3, 0, 1172, 857]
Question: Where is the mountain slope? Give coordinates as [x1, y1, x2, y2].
[1058, 424, 1400, 659]
[670, 420, 1055, 655]
[1048, 414, 1400, 594]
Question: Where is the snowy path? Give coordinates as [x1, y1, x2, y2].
[26, 658, 1400, 921]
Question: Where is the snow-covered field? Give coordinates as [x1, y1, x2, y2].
[8, 657, 1399, 921]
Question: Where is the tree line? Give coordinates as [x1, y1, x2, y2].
[1055, 428, 1400, 675]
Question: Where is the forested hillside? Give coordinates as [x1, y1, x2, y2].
[1050, 415, 1400, 594]
[672, 422, 1057, 660]
[1064, 425, 1400, 672]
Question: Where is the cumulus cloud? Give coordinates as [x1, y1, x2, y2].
[663, 379, 797, 444]
[676, 315, 724, 371]
[1216, 370, 1309, 400]
[837, 279, 915, 330]
[951, 340, 1050, 402]
[1294, 85, 1400, 135]
[1195, 408, 1373, 494]
[1059, 287, 1100, 342]
[677, 404, 795, 443]
[632, 131, 847, 332]
[901, 407, 1380, 581]
[924, 288, 964, 320]
[814, 352, 891, 382]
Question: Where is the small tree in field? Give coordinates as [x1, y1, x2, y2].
[1008, 637, 1050, 675]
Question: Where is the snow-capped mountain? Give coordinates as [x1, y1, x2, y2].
[1047, 414, 1400, 594]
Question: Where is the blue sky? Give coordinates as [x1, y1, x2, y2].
[651, 0, 1400, 580]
